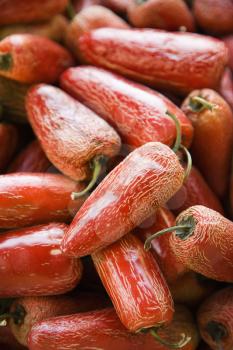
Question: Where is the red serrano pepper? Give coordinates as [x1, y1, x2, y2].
[0, 34, 74, 84]
[77, 28, 228, 95]
[61, 142, 185, 257]
[26, 84, 121, 194]
[60, 66, 193, 149]
[145, 205, 233, 282]
[197, 287, 233, 350]
[0, 173, 85, 229]
[0, 223, 82, 297]
[135, 207, 188, 284]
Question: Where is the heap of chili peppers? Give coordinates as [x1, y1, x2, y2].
[0, 1, 233, 349]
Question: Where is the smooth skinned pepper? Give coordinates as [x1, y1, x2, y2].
[181, 89, 233, 198]
[145, 205, 233, 283]
[0, 34, 74, 84]
[60, 66, 193, 149]
[28, 306, 198, 350]
[135, 207, 188, 284]
[0, 122, 19, 173]
[167, 166, 224, 215]
[61, 142, 184, 258]
[92, 233, 174, 332]
[0, 173, 86, 229]
[26, 84, 121, 190]
[7, 140, 51, 173]
[77, 28, 228, 95]
[197, 287, 233, 350]
[0, 223, 83, 297]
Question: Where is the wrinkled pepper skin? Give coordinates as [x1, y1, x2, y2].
[66, 6, 129, 58]
[168, 166, 224, 215]
[0, 123, 18, 173]
[0, 34, 74, 84]
[28, 306, 199, 350]
[7, 140, 51, 173]
[182, 89, 233, 198]
[0, 173, 86, 228]
[60, 66, 193, 149]
[220, 69, 233, 111]
[92, 233, 174, 332]
[135, 207, 188, 284]
[198, 287, 233, 350]
[0, 223, 83, 297]
[9, 293, 108, 346]
[193, 0, 233, 35]
[77, 28, 228, 95]
[127, 0, 195, 32]
[62, 142, 184, 257]
[0, 0, 68, 25]
[170, 205, 233, 282]
[26, 84, 121, 181]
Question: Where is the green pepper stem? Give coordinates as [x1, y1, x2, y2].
[66, 1, 76, 20]
[71, 155, 106, 200]
[144, 224, 192, 251]
[179, 145, 192, 181]
[189, 96, 215, 112]
[0, 53, 13, 70]
[150, 329, 191, 349]
[166, 111, 181, 153]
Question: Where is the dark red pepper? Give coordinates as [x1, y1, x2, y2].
[60, 66, 193, 149]
[219, 68, 233, 111]
[0, 122, 19, 173]
[0, 223, 83, 297]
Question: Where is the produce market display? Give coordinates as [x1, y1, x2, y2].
[0, 1, 233, 349]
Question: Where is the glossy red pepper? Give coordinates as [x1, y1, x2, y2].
[219, 69, 233, 111]
[92, 233, 174, 332]
[66, 6, 129, 58]
[28, 306, 199, 350]
[146, 205, 233, 282]
[167, 166, 224, 215]
[0, 173, 85, 228]
[7, 140, 51, 173]
[0, 0, 69, 25]
[181, 89, 233, 198]
[127, 0, 195, 31]
[0, 34, 74, 84]
[0, 123, 18, 173]
[77, 28, 228, 95]
[193, 0, 233, 35]
[61, 142, 184, 257]
[197, 287, 233, 350]
[0, 223, 83, 297]
[26, 84, 121, 187]
[135, 207, 188, 284]
[8, 292, 108, 346]
[60, 66, 193, 149]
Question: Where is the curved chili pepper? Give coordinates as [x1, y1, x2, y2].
[145, 205, 233, 282]
[7, 140, 51, 173]
[0, 34, 74, 84]
[66, 6, 129, 58]
[60, 66, 193, 149]
[26, 84, 121, 195]
[167, 166, 224, 215]
[92, 233, 174, 332]
[77, 28, 228, 95]
[193, 0, 233, 35]
[0, 173, 86, 228]
[0, 223, 83, 297]
[28, 306, 198, 350]
[135, 207, 188, 284]
[61, 141, 185, 258]
[0, 0, 69, 25]
[7, 293, 108, 346]
[197, 286, 233, 350]
[181, 89, 233, 198]
[127, 0, 195, 31]
[0, 123, 18, 173]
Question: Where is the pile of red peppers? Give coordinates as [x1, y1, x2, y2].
[0, 0, 233, 349]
